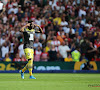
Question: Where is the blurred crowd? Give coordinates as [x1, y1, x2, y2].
[0, 0, 100, 62]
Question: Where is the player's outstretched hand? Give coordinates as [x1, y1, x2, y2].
[34, 24, 43, 33]
[20, 23, 30, 32]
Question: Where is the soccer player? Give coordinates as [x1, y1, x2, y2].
[20, 21, 43, 79]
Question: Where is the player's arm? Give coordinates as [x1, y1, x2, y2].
[20, 23, 30, 32]
[34, 24, 43, 33]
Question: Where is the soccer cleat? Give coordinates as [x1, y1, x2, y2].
[19, 70, 24, 79]
[29, 75, 36, 79]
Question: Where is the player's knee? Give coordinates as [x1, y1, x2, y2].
[27, 64, 33, 69]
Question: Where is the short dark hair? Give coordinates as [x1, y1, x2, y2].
[28, 20, 32, 23]
[28, 21, 32, 30]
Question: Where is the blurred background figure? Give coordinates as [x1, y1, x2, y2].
[48, 45, 57, 61]
[21, 55, 27, 62]
[1, 42, 9, 59]
[41, 48, 49, 61]
[34, 46, 42, 62]
[4, 53, 11, 62]
[13, 53, 21, 62]
[18, 40, 24, 58]
[58, 41, 71, 59]
[71, 46, 81, 62]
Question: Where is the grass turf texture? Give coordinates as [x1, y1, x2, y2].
[0, 73, 100, 90]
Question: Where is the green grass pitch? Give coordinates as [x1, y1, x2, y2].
[0, 73, 100, 90]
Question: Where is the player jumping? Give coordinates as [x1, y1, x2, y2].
[20, 21, 43, 79]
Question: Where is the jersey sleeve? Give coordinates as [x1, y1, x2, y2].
[35, 28, 42, 33]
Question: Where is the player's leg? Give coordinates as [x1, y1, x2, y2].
[27, 57, 33, 76]
[20, 48, 32, 79]
[23, 48, 36, 79]
[20, 49, 28, 79]
[19, 69, 25, 79]
[21, 63, 28, 73]
[21, 48, 33, 73]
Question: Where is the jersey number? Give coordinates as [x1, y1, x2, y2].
[29, 34, 34, 40]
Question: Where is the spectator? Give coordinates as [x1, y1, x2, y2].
[9, 37, 17, 60]
[53, 12, 61, 25]
[17, 5, 24, 21]
[18, 41, 24, 58]
[49, 0, 58, 10]
[8, 3, 18, 14]
[74, 24, 83, 36]
[4, 53, 11, 62]
[71, 46, 81, 62]
[64, 54, 73, 62]
[34, 46, 42, 61]
[85, 20, 92, 29]
[56, 1, 65, 13]
[65, 24, 75, 38]
[41, 48, 49, 61]
[48, 45, 57, 61]
[78, 6, 86, 17]
[2, 13, 7, 24]
[80, 37, 90, 55]
[13, 53, 21, 62]
[57, 26, 65, 37]
[0, 34, 6, 46]
[68, 12, 77, 24]
[60, 17, 68, 32]
[58, 41, 71, 59]
[85, 41, 97, 61]
[30, 13, 36, 22]
[65, 24, 75, 34]
[45, 42, 51, 53]
[65, 33, 71, 44]
[88, 0, 94, 5]
[35, 17, 42, 26]
[33, 38, 42, 50]
[51, 36, 60, 47]
[21, 55, 27, 62]
[94, 38, 100, 48]
[1, 42, 9, 58]
[24, 12, 29, 21]
[9, 12, 17, 26]
[74, 32, 81, 43]
[92, 54, 100, 61]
